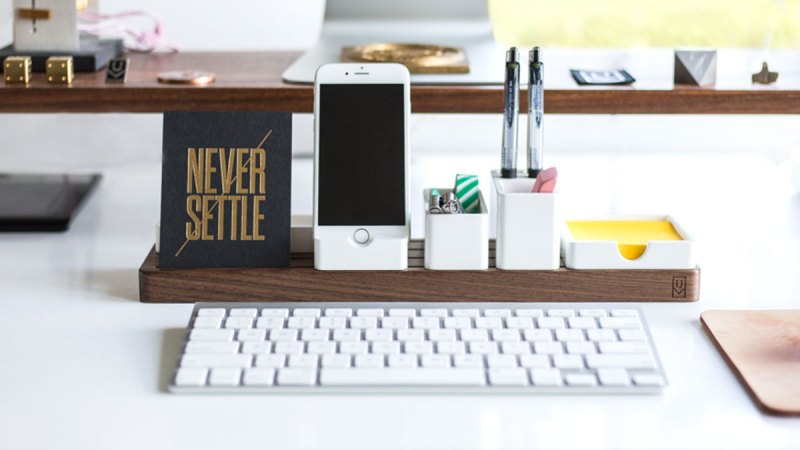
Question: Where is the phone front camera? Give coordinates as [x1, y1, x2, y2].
[345, 72, 349, 75]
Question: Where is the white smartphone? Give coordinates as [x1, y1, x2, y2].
[313, 63, 410, 270]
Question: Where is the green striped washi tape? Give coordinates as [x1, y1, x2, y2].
[454, 174, 480, 213]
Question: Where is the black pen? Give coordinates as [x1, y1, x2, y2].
[501, 47, 520, 178]
[528, 47, 544, 178]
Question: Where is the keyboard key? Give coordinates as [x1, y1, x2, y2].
[611, 309, 639, 318]
[428, 329, 456, 342]
[274, 341, 304, 354]
[381, 317, 409, 329]
[552, 354, 584, 369]
[256, 317, 285, 329]
[389, 308, 416, 317]
[491, 329, 521, 342]
[288, 354, 318, 368]
[566, 341, 596, 355]
[585, 354, 656, 370]
[261, 308, 289, 318]
[597, 368, 630, 386]
[489, 368, 528, 386]
[514, 309, 543, 318]
[324, 308, 352, 317]
[500, 341, 531, 355]
[598, 341, 651, 354]
[420, 309, 448, 318]
[320, 369, 485, 386]
[175, 368, 208, 386]
[237, 329, 266, 342]
[519, 354, 550, 369]
[388, 354, 418, 368]
[618, 329, 647, 341]
[189, 329, 234, 341]
[421, 354, 451, 368]
[537, 317, 565, 329]
[412, 317, 441, 329]
[306, 341, 336, 355]
[356, 308, 384, 317]
[321, 354, 351, 368]
[301, 329, 330, 341]
[468, 341, 498, 355]
[555, 329, 584, 342]
[599, 317, 642, 329]
[567, 317, 597, 329]
[530, 368, 563, 386]
[209, 368, 242, 386]
[350, 317, 378, 329]
[533, 341, 563, 355]
[547, 309, 575, 318]
[193, 317, 222, 329]
[255, 354, 286, 368]
[243, 368, 275, 386]
[436, 341, 466, 355]
[587, 329, 617, 342]
[277, 368, 317, 386]
[565, 373, 597, 387]
[287, 317, 316, 329]
[197, 308, 226, 317]
[451, 309, 480, 318]
[293, 308, 321, 318]
[396, 329, 425, 342]
[241, 341, 272, 354]
[523, 329, 553, 342]
[224, 317, 253, 329]
[505, 317, 534, 329]
[453, 354, 484, 369]
[318, 317, 346, 330]
[633, 374, 665, 387]
[230, 308, 257, 317]
[460, 329, 489, 342]
[181, 354, 252, 368]
[475, 317, 503, 329]
[332, 329, 361, 341]
[444, 317, 472, 329]
[484, 309, 512, 318]
[269, 329, 298, 342]
[578, 309, 607, 318]
[365, 328, 393, 342]
[185, 341, 240, 354]
[371, 341, 401, 355]
[339, 341, 369, 355]
[354, 354, 384, 368]
[487, 354, 518, 369]
[404, 341, 434, 355]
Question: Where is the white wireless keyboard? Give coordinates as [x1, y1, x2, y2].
[169, 302, 667, 394]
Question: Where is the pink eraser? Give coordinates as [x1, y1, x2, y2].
[532, 167, 558, 193]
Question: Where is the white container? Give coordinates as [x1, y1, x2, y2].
[424, 188, 488, 270]
[561, 215, 695, 269]
[493, 177, 560, 270]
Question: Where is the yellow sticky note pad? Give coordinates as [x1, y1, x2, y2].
[566, 220, 683, 260]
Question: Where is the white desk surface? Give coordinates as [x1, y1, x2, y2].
[1, 152, 799, 450]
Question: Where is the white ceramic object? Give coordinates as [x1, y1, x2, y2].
[493, 177, 559, 270]
[424, 188, 488, 270]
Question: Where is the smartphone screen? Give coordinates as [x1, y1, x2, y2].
[317, 84, 406, 226]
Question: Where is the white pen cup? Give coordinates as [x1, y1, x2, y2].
[424, 188, 489, 270]
[493, 176, 560, 270]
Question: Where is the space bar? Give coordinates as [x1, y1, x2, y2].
[320, 369, 486, 386]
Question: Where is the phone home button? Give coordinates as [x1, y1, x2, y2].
[353, 228, 370, 245]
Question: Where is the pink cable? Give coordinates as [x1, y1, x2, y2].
[78, 10, 178, 53]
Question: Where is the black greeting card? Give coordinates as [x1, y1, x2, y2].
[159, 112, 292, 268]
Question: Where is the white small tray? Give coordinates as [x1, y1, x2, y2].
[424, 188, 488, 270]
[561, 215, 696, 270]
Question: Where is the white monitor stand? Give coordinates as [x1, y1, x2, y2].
[282, 0, 505, 85]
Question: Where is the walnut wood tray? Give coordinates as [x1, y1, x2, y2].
[139, 240, 699, 303]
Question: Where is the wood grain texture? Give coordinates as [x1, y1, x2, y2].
[701, 310, 800, 416]
[2, 50, 800, 113]
[139, 241, 700, 303]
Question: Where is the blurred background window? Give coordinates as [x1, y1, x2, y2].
[489, 0, 800, 48]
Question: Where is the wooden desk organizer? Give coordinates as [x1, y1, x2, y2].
[139, 240, 699, 303]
